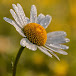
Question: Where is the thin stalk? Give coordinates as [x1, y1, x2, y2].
[13, 46, 25, 76]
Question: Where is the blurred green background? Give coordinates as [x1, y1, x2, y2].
[0, 0, 76, 76]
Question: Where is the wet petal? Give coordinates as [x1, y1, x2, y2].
[30, 5, 37, 23]
[36, 13, 45, 24]
[45, 44, 68, 55]
[3, 17, 25, 37]
[46, 43, 69, 50]
[47, 36, 70, 44]
[48, 49, 60, 61]
[40, 15, 52, 29]
[38, 46, 52, 58]
[12, 4, 23, 26]
[20, 38, 37, 51]
[47, 31, 67, 38]
[17, 3, 29, 26]
[40, 46, 60, 60]
[10, 9, 22, 28]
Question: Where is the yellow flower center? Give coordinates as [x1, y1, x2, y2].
[23, 23, 47, 46]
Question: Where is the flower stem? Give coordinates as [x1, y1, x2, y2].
[13, 46, 25, 76]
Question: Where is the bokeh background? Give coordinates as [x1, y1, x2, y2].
[0, 0, 76, 76]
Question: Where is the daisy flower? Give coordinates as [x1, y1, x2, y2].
[3, 3, 70, 60]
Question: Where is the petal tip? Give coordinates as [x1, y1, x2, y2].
[64, 52, 68, 55]
[3, 17, 6, 21]
[31, 5, 36, 7]
[65, 38, 70, 42]
[3, 17, 6, 19]
[12, 4, 17, 8]
[17, 3, 22, 7]
[12, 4, 15, 6]
[10, 9, 12, 12]
[31, 5, 36, 9]
[66, 46, 69, 49]
[46, 15, 52, 19]
[3, 17, 8, 21]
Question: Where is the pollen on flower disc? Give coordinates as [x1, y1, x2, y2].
[23, 23, 47, 46]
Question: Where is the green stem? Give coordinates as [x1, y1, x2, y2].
[13, 46, 25, 76]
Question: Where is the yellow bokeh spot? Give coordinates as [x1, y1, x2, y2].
[23, 23, 47, 46]
[36, 0, 60, 7]
[32, 53, 44, 65]
[1, 0, 13, 4]
[69, 0, 76, 16]
[53, 60, 69, 76]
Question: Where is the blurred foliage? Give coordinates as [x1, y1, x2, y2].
[0, 0, 76, 76]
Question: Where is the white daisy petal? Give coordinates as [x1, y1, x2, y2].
[45, 44, 68, 55]
[17, 3, 29, 26]
[48, 49, 60, 61]
[21, 17, 30, 27]
[40, 46, 60, 60]
[20, 38, 37, 51]
[47, 31, 67, 38]
[3, 17, 15, 26]
[46, 43, 69, 50]
[26, 17, 30, 24]
[47, 36, 69, 44]
[30, 5, 37, 23]
[65, 38, 70, 42]
[17, 3, 26, 17]
[36, 13, 45, 24]
[38, 46, 52, 58]
[10, 9, 22, 28]
[12, 4, 23, 26]
[40, 15, 52, 29]
[3, 17, 25, 37]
